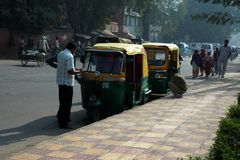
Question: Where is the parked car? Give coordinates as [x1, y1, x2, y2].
[189, 42, 202, 53]
[201, 43, 214, 54]
[212, 43, 221, 51]
[177, 42, 191, 57]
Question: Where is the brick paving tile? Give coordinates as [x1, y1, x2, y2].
[38, 157, 68, 160]
[143, 149, 169, 156]
[26, 148, 52, 156]
[134, 154, 163, 160]
[8, 153, 43, 160]
[174, 147, 198, 154]
[46, 151, 75, 159]
[151, 145, 174, 152]
[72, 153, 99, 160]
[98, 153, 136, 160]
[7, 70, 240, 160]
[111, 146, 145, 155]
[164, 151, 190, 159]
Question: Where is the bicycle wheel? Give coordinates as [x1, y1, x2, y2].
[37, 55, 45, 66]
[21, 56, 28, 65]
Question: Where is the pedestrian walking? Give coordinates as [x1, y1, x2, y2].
[191, 50, 202, 79]
[217, 40, 232, 78]
[205, 52, 214, 78]
[55, 42, 80, 129]
[200, 49, 206, 76]
[213, 47, 220, 75]
[18, 35, 25, 59]
[54, 36, 60, 53]
[38, 35, 50, 54]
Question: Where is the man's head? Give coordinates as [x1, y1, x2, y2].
[224, 40, 229, 47]
[194, 50, 199, 54]
[66, 42, 77, 54]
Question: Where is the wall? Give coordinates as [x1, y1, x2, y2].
[0, 28, 74, 59]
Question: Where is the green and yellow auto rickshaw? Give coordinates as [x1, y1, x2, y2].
[142, 43, 181, 95]
[79, 43, 151, 121]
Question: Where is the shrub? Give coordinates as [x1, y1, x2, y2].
[237, 93, 240, 105]
[227, 104, 240, 119]
[208, 114, 240, 160]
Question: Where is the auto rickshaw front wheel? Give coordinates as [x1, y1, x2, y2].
[88, 108, 101, 122]
[140, 93, 150, 105]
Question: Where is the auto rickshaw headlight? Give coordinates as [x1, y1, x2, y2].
[154, 73, 161, 79]
[90, 95, 97, 102]
[154, 72, 166, 78]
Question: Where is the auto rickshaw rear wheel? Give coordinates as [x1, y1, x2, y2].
[88, 108, 101, 122]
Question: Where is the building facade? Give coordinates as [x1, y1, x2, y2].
[106, 8, 143, 39]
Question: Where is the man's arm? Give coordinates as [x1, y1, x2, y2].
[46, 54, 57, 68]
[45, 40, 50, 51]
[67, 54, 81, 75]
[68, 68, 81, 75]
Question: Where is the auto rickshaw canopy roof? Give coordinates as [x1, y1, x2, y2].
[94, 43, 146, 56]
[93, 43, 149, 78]
[142, 42, 179, 51]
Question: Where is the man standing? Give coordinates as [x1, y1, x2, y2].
[217, 40, 232, 78]
[213, 47, 220, 75]
[54, 36, 60, 53]
[56, 42, 80, 129]
[38, 36, 50, 54]
[18, 35, 25, 59]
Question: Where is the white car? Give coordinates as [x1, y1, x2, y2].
[177, 42, 191, 57]
[212, 43, 221, 51]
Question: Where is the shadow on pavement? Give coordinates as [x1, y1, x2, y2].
[0, 110, 90, 147]
[12, 64, 42, 68]
[185, 75, 240, 97]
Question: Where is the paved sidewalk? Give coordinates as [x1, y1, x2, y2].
[8, 67, 240, 160]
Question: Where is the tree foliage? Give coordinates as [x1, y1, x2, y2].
[0, 0, 61, 34]
[174, 0, 235, 43]
[64, 0, 154, 34]
[195, 0, 240, 25]
[198, 0, 240, 7]
[142, 0, 184, 41]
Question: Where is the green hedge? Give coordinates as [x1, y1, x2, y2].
[208, 117, 240, 160]
[182, 95, 240, 160]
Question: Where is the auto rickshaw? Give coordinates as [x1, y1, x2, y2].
[78, 43, 151, 121]
[142, 43, 180, 95]
[95, 36, 132, 44]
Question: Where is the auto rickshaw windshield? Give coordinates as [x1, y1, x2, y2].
[83, 51, 123, 74]
[145, 48, 166, 66]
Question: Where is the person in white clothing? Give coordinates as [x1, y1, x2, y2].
[56, 42, 80, 129]
[55, 36, 60, 53]
[38, 36, 50, 53]
[217, 40, 232, 78]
